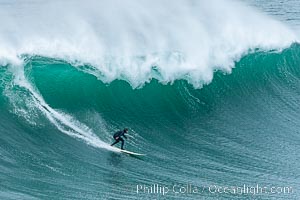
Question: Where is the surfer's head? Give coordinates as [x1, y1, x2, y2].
[124, 128, 128, 133]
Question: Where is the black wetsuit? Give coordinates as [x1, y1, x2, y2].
[111, 130, 127, 149]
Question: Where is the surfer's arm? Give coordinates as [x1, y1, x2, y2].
[123, 134, 127, 139]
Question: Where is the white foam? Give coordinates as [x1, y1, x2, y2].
[5, 64, 119, 152]
[0, 0, 298, 87]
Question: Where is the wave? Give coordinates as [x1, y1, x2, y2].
[1, 1, 300, 199]
[0, 0, 298, 87]
[0, 0, 299, 154]
[1, 44, 300, 199]
[1, 43, 300, 153]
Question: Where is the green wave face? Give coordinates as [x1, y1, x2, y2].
[1, 44, 300, 199]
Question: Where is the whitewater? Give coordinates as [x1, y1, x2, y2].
[0, 0, 297, 87]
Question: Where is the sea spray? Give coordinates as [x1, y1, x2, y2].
[0, 0, 297, 87]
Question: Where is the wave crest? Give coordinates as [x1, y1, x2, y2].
[0, 0, 298, 87]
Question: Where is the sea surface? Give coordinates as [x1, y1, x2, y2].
[0, 0, 300, 199]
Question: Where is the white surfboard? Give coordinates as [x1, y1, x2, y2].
[119, 149, 145, 156]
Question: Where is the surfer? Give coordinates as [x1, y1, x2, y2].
[111, 128, 128, 150]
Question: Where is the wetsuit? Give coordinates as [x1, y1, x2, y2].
[111, 130, 127, 149]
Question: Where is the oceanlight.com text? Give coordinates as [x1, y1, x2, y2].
[135, 183, 293, 196]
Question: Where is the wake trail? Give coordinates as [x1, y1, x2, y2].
[8, 64, 119, 153]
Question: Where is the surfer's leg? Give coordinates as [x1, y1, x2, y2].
[119, 138, 124, 149]
[111, 139, 119, 146]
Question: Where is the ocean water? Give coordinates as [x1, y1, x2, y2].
[0, 0, 300, 199]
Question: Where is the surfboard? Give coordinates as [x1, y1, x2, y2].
[119, 149, 145, 156]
